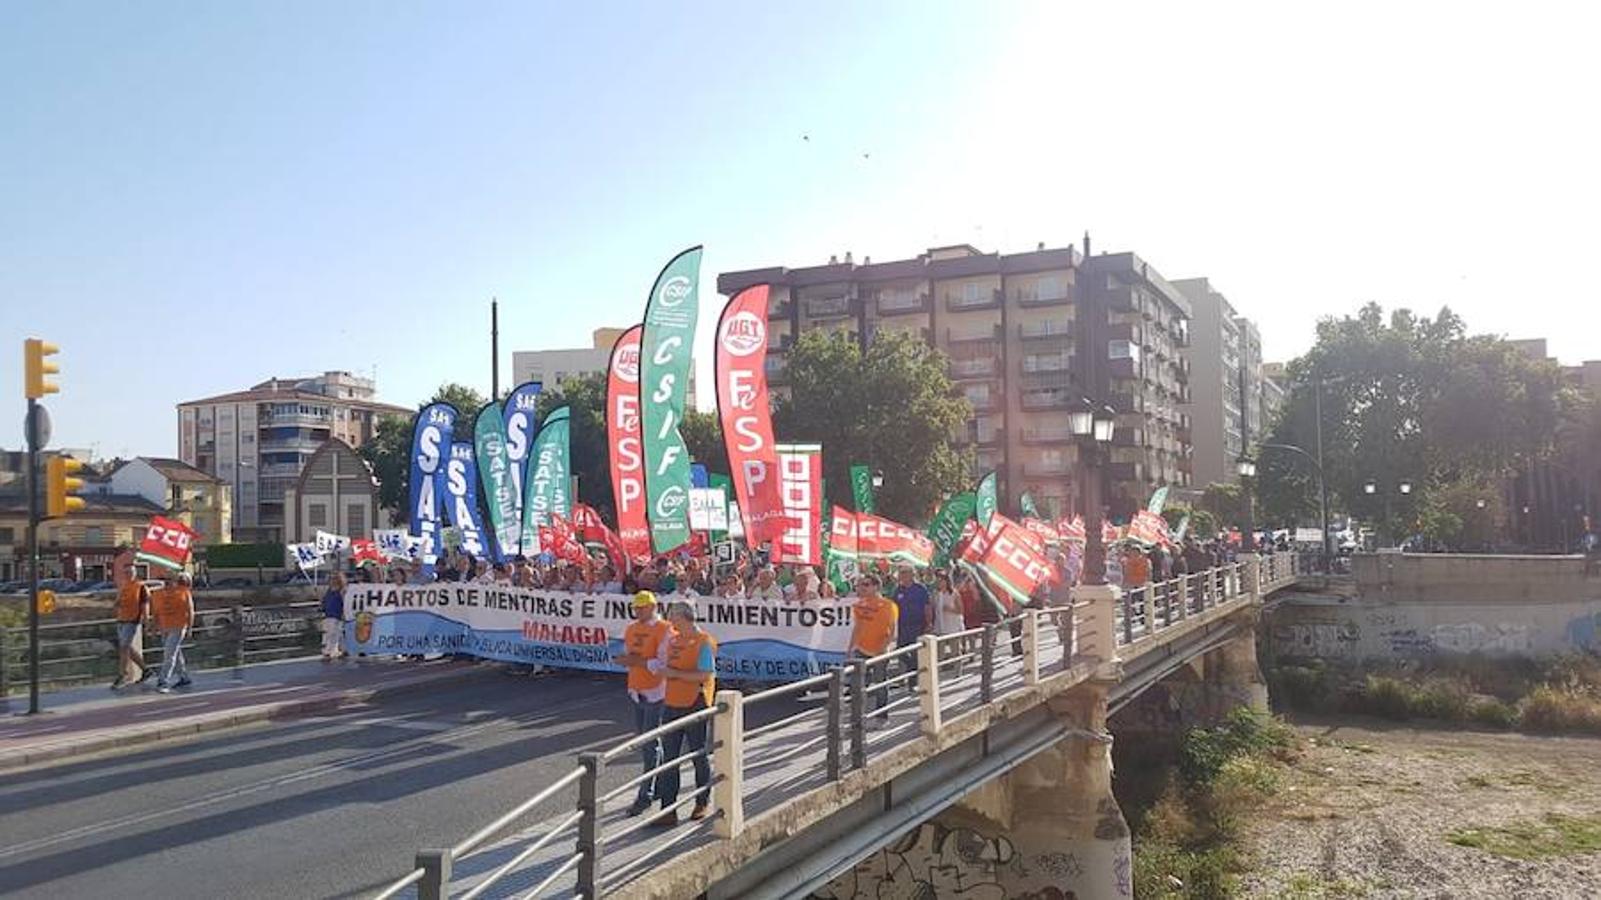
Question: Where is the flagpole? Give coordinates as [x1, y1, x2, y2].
[491, 298, 500, 400]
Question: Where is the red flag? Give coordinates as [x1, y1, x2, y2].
[605, 325, 652, 562]
[828, 507, 935, 567]
[1023, 517, 1062, 547]
[571, 504, 628, 572]
[541, 513, 590, 567]
[715, 285, 786, 546]
[1057, 515, 1087, 544]
[352, 539, 384, 565]
[771, 444, 822, 565]
[972, 513, 1056, 608]
[137, 516, 197, 571]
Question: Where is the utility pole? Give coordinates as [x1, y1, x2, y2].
[1313, 373, 1332, 570]
[26, 398, 41, 714]
[491, 299, 500, 401]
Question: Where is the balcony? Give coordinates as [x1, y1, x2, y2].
[1113, 428, 1143, 448]
[1106, 321, 1141, 343]
[964, 393, 1000, 412]
[1025, 460, 1071, 476]
[1018, 320, 1072, 341]
[1105, 284, 1139, 313]
[1021, 351, 1071, 374]
[1021, 426, 1074, 445]
[1173, 322, 1191, 348]
[258, 462, 302, 479]
[768, 299, 794, 320]
[1107, 356, 1140, 380]
[1109, 392, 1140, 414]
[945, 287, 1002, 312]
[1021, 389, 1073, 411]
[1106, 461, 1141, 482]
[877, 292, 930, 316]
[1176, 424, 1192, 444]
[805, 295, 853, 319]
[262, 411, 331, 428]
[950, 358, 997, 380]
[971, 426, 1006, 446]
[946, 325, 1003, 347]
[1015, 285, 1072, 308]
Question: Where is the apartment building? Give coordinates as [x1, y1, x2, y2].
[717, 240, 1193, 520]
[1173, 279, 1271, 488]
[512, 327, 695, 404]
[177, 372, 409, 542]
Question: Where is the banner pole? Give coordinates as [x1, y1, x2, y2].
[491, 298, 500, 401]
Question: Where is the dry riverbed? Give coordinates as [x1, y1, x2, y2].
[1242, 718, 1601, 898]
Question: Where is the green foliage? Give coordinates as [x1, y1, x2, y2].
[203, 542, 286, 568]
[1199, 481, 1251, 529]
[1359, 675, 1416, 719]
[679, 409, 729, 477]
[1469, 698, 1517, 729]
[1179, 707, 1296, 787]
[773, 330, 972, 525]
[1518, 686, 1601, 734]
[1448, 814, 1601, 860]
[535, 373, 614, 518]
[1261, 303, 1571, 541]
[357, 383, 488, 526]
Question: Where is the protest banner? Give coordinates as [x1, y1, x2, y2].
[771, 443, 822, 565]
[343, 584, 856, 681]
[474, 402, 519, 560]
[523, 404, 571, 554]
[715, 285, 784, 546]
[605, 325, 650, 561]
[315, 530, 351, 556]
[504, 381, 543, 556]
[829, 506, 935, 566]
[849, 464, 876, 514]
[408, 402, 455, 575]
[137, 516, 197, 571]
[640, 246, 702, 553]
[1127, 508, 1172, 547]
[352, 539, 384, 566]
[288, 542, 324, 571]
[963, 513, 1056, 609]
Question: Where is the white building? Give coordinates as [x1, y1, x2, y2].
[512, 327, 696, 404]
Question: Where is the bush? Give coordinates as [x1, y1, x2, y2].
[1360, 675, 1415, 720]
[203, 542, 286, 568]
[1271, 662, 1336, 712]
[1410, 677, 1472, 720]
[1469, 697, 1517, 729]
[1519, 686, 1601, 734]
[1180, 708, 1295, 787]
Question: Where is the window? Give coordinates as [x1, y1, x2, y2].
[0, 527, 14, 545]
[84, 526, 104, 545]
[241, 434, 254, 444]
[308, 503, 327, 527]
[1037, 276, 1064, 300]
[1108, 340, 1141, 361]
[346, 504, 367, 536]
[963, 283, 981, 303]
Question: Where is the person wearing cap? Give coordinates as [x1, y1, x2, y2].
[746, 565, 783, 602]
[613, 590, 673, 817]
[654, 599, 717, 825]
[152, 572, 195, 692]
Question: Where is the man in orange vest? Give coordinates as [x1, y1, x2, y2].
[112, 560, 154, 689]
[152, 572, 195, 693]
[613, 590, 673, 817]
[653, 599, 718, 826]
[849, 573, 899, 727]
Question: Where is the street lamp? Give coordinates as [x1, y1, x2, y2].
[1364, 482, 1377, 495]
[1398, 481, 1413, 495]
[871, 471, 884, 490]
[1237, 455, 1258, 551]
[1075, 398, 1117, 585]
[1256, 441, 1333, 572]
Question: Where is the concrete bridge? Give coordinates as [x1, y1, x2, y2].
[376, 553, 1306, 900]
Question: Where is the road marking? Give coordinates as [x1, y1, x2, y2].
[0, 689, 614, 860]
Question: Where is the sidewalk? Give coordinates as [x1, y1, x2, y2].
[0, 655, 495, 771]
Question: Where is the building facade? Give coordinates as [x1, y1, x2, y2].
[176, 372, 409, 543]
[0, 491, 165, 582]
[283, 439, 381, 543]
[101, 457, 232, 546]
[717, 240, 1193, 520]
[1174, 279, 1270, 488]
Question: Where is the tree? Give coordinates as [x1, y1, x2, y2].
[1261, 303, 1569, 543]
[1199, 481, 1250, 529]
[680, 409, 730, 477]
[773, 329, 972, 525]
[357, 382, 487, 525]
[536, 373, 614, 519]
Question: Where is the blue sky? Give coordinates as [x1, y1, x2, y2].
[4, 2, 1598, 457]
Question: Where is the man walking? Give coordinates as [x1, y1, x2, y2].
[112, 562, 153, 688]
[654, 599, 717, 826]
[152, 573, 195, 692]
[848, 574, 898, 725]
[613, 591, 673, 817]
[321, 572, 346, 660]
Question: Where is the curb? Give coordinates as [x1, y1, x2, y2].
[0, 663, 498, 772]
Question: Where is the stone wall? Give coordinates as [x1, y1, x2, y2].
[1270, 553, 1601, 660]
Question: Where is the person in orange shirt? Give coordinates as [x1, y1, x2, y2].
[848, 574, 899, 726]
[152, 572, 195, 692]
[652, 599, 717, 826]
[612, 590, 673, 817]
[1122, 546, 1151, 589]
[112, 561, 154, 689]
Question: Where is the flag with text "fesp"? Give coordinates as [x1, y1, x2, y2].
[137, 516, 198, 571]
[640, 246, 703, 553]
[715, 286, 785, 547]
[605, 325, 651, 562]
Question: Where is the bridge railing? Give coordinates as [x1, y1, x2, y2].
[377, 553, 1295, 899]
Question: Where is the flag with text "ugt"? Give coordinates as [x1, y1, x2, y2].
[137, 516, 198, 571]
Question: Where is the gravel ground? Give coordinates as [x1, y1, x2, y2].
[1241, 717, 1601, 899]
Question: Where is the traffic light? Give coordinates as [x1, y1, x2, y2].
[46, 455, 86, 518]
[24, 338, 62, 399]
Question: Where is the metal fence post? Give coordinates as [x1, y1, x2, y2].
[849, 662, 867, 770]
[826, 666, 844, 780]
[1022, 613, 1040, 685]
[416, 848, 453, 900]
[712, 690, 744, 838]
[1175, 575, 1190, 620]
[1142, 587, 1158, 638]
[1121, 590, 1136, 644]
[230, 602, 244, 674]
[979, 624, 995, 704]
[0, 628, 8, 698]
[918, 635, 941, 736]
[577, 752, 603, 898]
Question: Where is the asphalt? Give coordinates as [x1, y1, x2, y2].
[0, 668, 648, 900]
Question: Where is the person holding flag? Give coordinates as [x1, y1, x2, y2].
[112, 560, 154, 689]
[152, 573, 195, 692]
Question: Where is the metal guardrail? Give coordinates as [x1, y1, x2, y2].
[376, 553, 1300, 899]
[0, 600, 328, 695]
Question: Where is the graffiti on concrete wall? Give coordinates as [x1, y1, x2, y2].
[815, 821, 1019, 900]
[1567, 612, 1601, 651]
[1431, 622, 1531, 654]
[1272, 621, 1360, 657]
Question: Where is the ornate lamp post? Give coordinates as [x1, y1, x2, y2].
[1073, 400, 1118, 585]
[1236, 455, 1258, 552]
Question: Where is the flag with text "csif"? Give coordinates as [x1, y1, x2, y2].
[640, 246, 702, 553]
[474, 402, 520, 560]
[409, 402, 457, 576]
[523, 405, 571, 555]
[502, 381, 543, 555]
[715, 284, 785, 547]
[606, 324, 651, 562]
